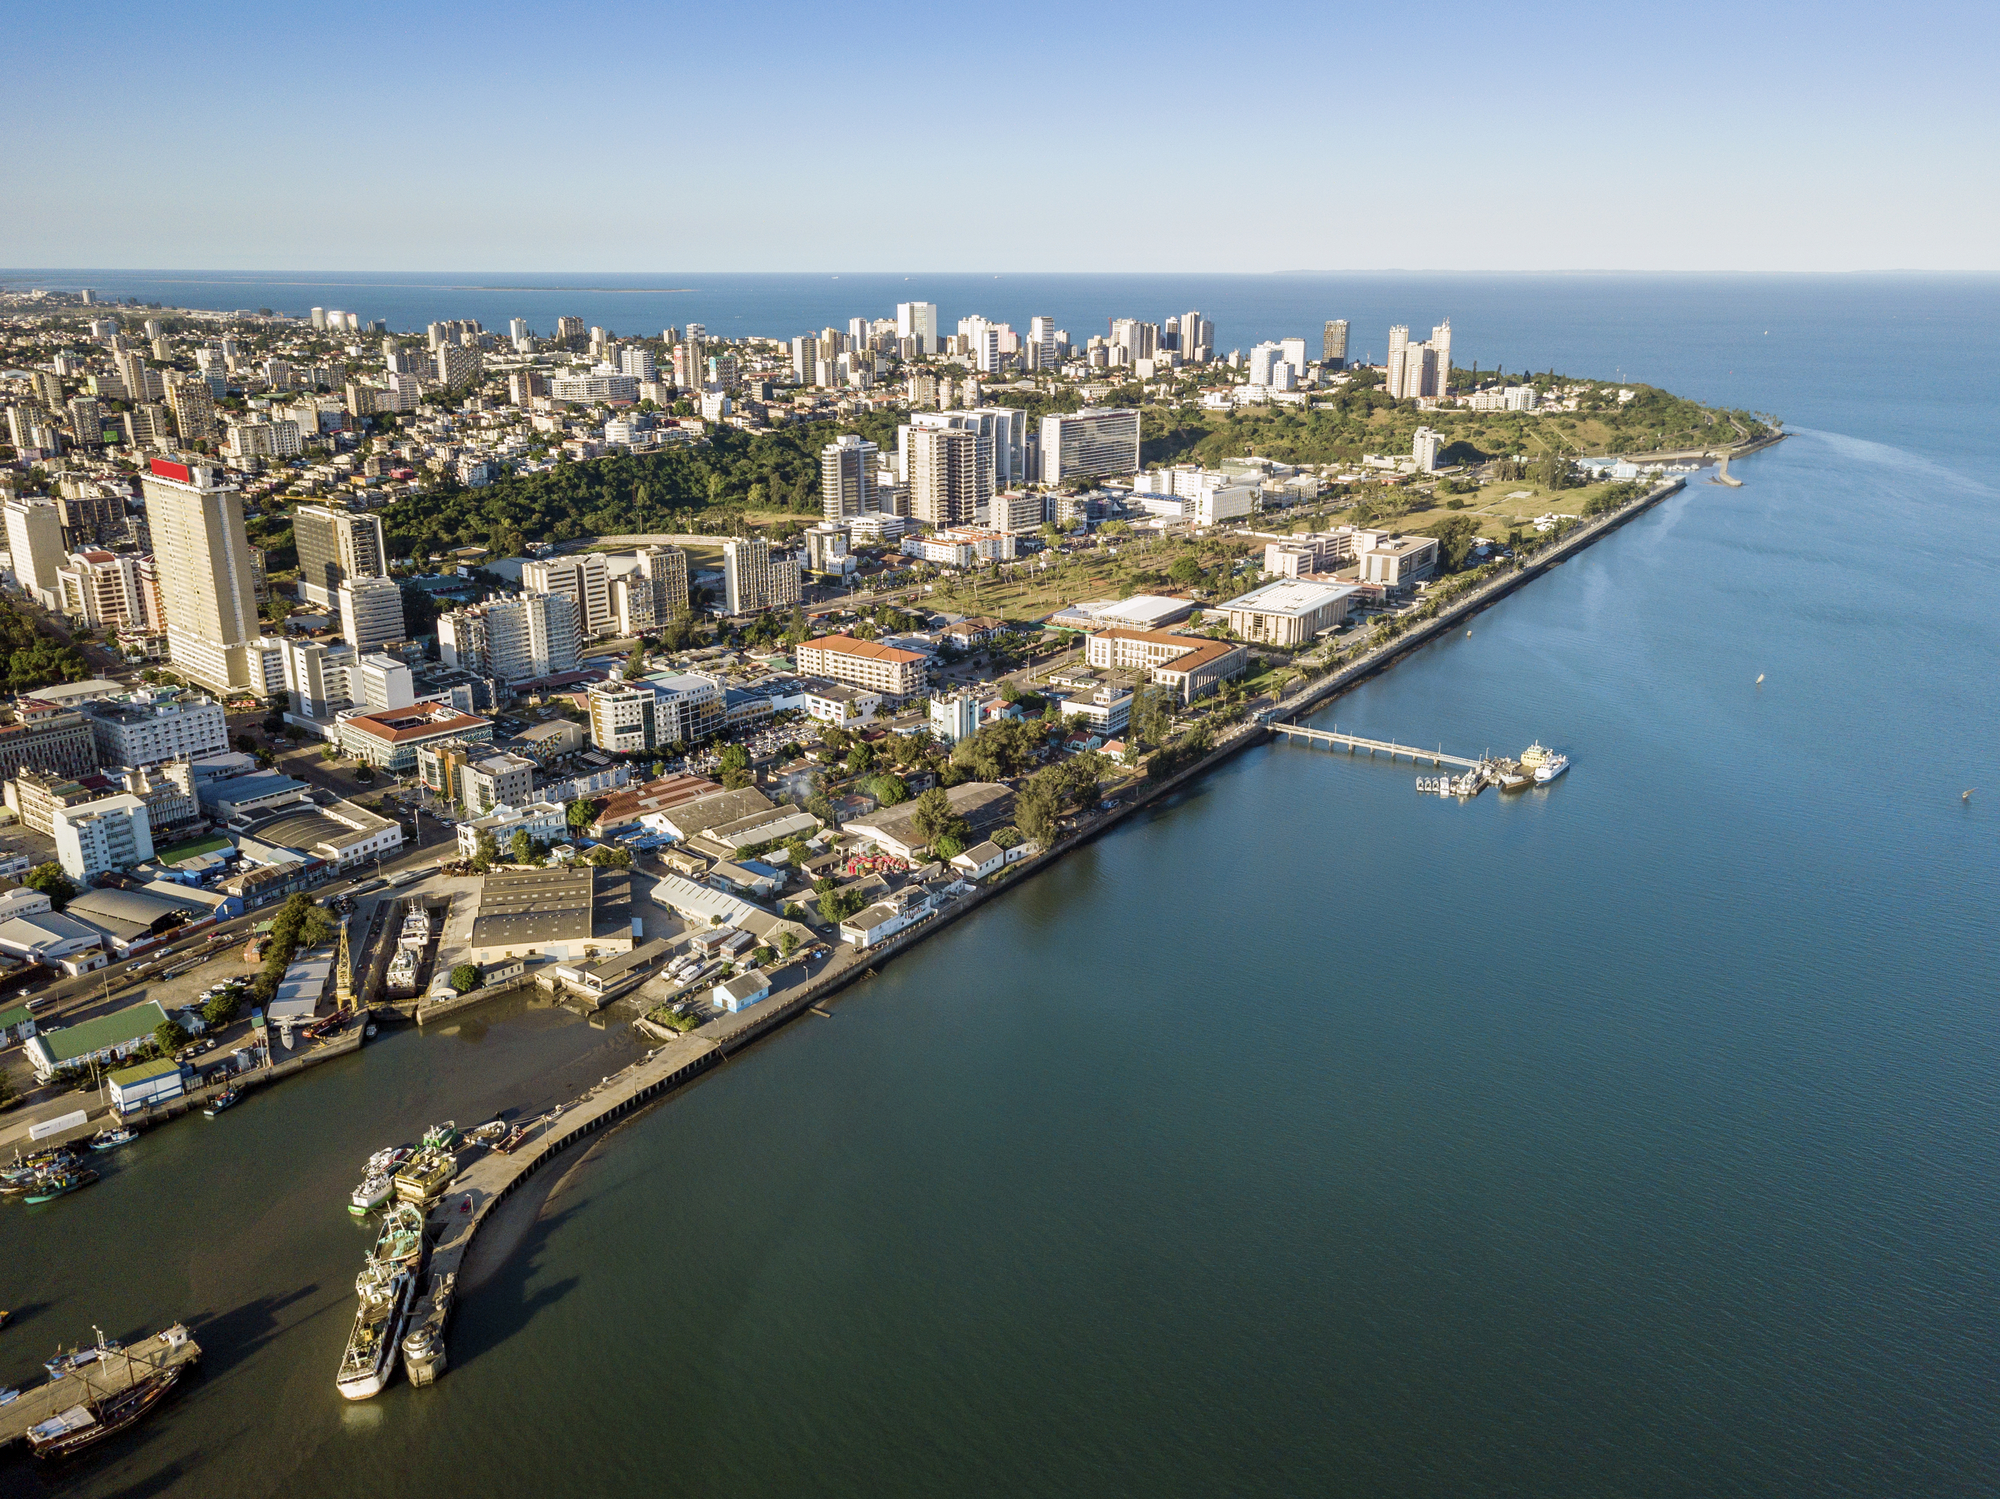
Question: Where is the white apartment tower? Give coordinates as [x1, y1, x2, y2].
[339, 574, 407, 655]
[721, 537, 800, 616]
[1385, 320, 1452, 400]
[140, 458, 262, 693]
[908, 427, 986, 529]
[4, 496, 68, 609]
[820, 435, 879, 523]
[1038, 409, 1141, 486]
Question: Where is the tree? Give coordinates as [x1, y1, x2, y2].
[864, 774, 909, 807]
[152, 1019, 192, 1056]
[778, 929, 799, 958]
[472, 828, 500, 873]
[567, 798, 598, 831]
[912, 787, 970, 849]
[509, 827, 537, 865]
[235, 734, 257, 754]
[25, 862, 75, 911]
[586, 844, 632, 868]
[203, 988, 241, 1027]
[1168, 555, 1204, 587]
[1129, 686, 1174, 752]
[845, 742, 874, 776]
[717, 743, 753, 790]
[449, 964, 481, 994]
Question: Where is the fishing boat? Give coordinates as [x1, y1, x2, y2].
[90, 1127, 138, 1151]
[495, 1122, 534, 1154]
[24, 1167, 99, 1205]
[26, 1363, 186, 1459]
[336, 1204, 427, 1400]
[45, 1331, 121, 1380]
[348, 1175, 393, 1215]
[468, 1119, 508, 1144]
[365, 1145, 412, 1175]
[1533, 754, 1570, 783]
[392, 1149, 456, 1204]
[3, 1147, 76, 1185]
[419, 1121, 459, 1151]
[202, 1087, 241, 1118]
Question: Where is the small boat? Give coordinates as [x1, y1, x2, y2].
[468, 1120, 508, 1144]
[365, 1145, 412, 1175]
[3, 1148, 76, 1184]
[0, 1387, 19, 1405]
[495, 1123, 533, 1154]
[46, 1332, 121, 1380]
[1533, 754, 1570, 783]
[27, 1366, 186, 1459]
[392, 1150, 456, 1204]
[420, 1121, 459, 1151]
[90, 1127, 138, 1152]
[203, 1088, 241, 1118]
[24, 1168, 99, 1205]
[349, 1175, 393, 1215]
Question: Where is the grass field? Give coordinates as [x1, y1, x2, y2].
[155, 834, 233, 864]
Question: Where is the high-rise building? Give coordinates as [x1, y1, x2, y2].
[507, 370, 548, 406]
[292, 504, 388, 609]
[53, 794, 153, 882]
[1385, 320, 1451, 400]
[522, 553, 615, 638]
[140, 458, 262, 693]
[1038, 409, 1141, 486]
[637, 545, 689, 622]
[820, 435, 879, 522]
[437, 593, 579, 684]
[55, 549, 145, 629]
[586, 679, 660, 755]
[56, 488, 126, 548]
[122, 404, 175, 448]
[789, 336, 819, 387]
[66, 396, 102, 447]
[555, 315, 586, 349]
[896, 302, 938, 355]
[908, 427, 985, 529]
[1176, 311, 1213, 363]
[721, 537, 800, 616]
[1029, 316, 1058, 370]
[167, 379, 217, 445]
[435, 343, 481, 390]
[5, 497, 69, 608]
[1323, 319, 1350, 368]
[339, 574, 407, 655]
[619, 345, 656, 382]
[683, 324, 706, 385]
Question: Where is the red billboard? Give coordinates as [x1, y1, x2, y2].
[149, 457, 192, 483]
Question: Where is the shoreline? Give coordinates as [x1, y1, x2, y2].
[414, 447, 1766, 1311]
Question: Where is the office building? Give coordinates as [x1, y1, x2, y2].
[292, 505, 388, 609]
[637, 544, 689, 622]
[897, 302, 938, 355]
[437, 593, 580, 684]
[53, 794, 153, 882]
[0, 702, 97, 782]
[339, 574, 407, 655]
[4, 496, 67, 608]
[1323, 319, 1350, 368]
[820, 434, 879, 522]
[804, 524, 853, 576]
[523, 553, 615, 638]
[139, 457, 260, 691]
[334, 702, 492, 774]
[1039, 408, 1140, 486]
[1028, 316, 1058, 370]
[908, 426, 984, 528]
[587, 679, 660, 754]
[721, 537, 800, 616]
[1083, 629, 1247, 702]
[1217, 579, 1361, 646]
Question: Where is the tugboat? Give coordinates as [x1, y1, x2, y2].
[24, 1166, 99, 1205]
[203, 1087, 241, 1118]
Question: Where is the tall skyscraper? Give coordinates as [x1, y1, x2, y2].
[1323, 319, 1350, 368]
[1176, 311, 1213, 363]
[140, 458, 261, 693]
[1028, 316, 1058, 370]
[637, 545, 689, 621]
[821, 435, 879, 522]
[721, 537, 800, 615]
[909, 427, 985, 528]
[293, 505, 388, 609]
[167, 379, 217, 445]
[437, 593, 579, 683]
[897, 302, 938, 355]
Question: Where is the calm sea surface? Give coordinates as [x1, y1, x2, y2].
[3, 275, 1998, 1497]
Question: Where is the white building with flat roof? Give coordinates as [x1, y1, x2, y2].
[1218, 578, 1362, 646]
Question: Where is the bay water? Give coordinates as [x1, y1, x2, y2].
[2, 275, 1997, 1496]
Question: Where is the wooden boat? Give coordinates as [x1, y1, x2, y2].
[27, 1366, 186, 1459]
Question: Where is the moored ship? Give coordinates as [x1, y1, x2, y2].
[336, 1204, 428, 1400]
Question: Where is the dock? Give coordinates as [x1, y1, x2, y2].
[0, 1327, 201, 1448]
[1270, 722, 1482, 769]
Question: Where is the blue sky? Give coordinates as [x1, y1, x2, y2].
[4, 0, 1993, 271]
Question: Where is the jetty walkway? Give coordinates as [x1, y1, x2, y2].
[1269, 725, 1481, 768]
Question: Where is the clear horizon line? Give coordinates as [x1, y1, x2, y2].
[4, 266, 1997, 280]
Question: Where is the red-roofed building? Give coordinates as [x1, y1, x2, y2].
[333, 702, 494, 772]
[795, 635, 930, 699]
[1084, 629, 1247, 702]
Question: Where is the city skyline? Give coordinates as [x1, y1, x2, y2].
[3, 1, 1991, 274]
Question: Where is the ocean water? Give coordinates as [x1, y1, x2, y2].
[3, 275, 1997, 1497]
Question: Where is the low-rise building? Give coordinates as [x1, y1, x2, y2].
[108, 1056, 186, 1114]
[238, 799, 401, 871]
[844, 782, 1013, 861]
[838, 886, 934, 948]
[1217, 578, 1362, 646]
[462, 866, 636, 964]
[24, 999, 168, 1080]
[950, 841, 1006, 879]
[794, 635, 929, 700]
[1082, 629, 1247, 702]
[0, 910, 109, 975]
[456, 799, 568, 858]
[803, 681, 882, 726]
[334, 702, 492, 773]
[1357, 535, 1440, 592]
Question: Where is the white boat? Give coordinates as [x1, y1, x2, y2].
[335, 1266, 415, 1400]
[1534, 754, 1570, 783]
[349, 1175, 392, 1214]
[366, 1145, 411, 1175]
